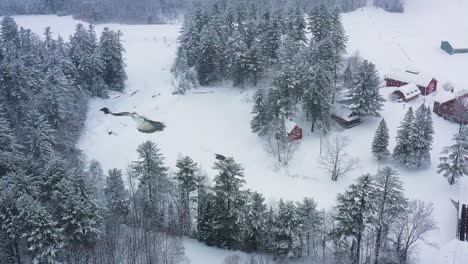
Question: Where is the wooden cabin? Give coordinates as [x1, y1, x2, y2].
[392, 83, 420, 102]
[331, 105, 361, 129]
[285, 119, 303, 140]
[385, 69, 437, 95]
[433, 89, 468, 124]
[441, 41, 468, 55]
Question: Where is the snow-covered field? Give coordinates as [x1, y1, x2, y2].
[12, 0, 468, 262]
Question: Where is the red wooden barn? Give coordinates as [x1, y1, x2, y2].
[285, 119, 303, 140]
[385, 69, 438, 95]
[433, 89, 468, 124]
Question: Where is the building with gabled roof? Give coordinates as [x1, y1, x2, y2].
[385, 69, 437, 95]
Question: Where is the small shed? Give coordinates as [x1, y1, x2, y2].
[385, 69, 437, 95]
[441, 41, 468, 55]
[285, 119, 303, 140]
[331, 105, 361, 129]
[433, 89, 468, 124]
[392, 83, 420, 102]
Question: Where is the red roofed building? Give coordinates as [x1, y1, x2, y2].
[285, 119, 302, 140]
[385, 69, 437, 95]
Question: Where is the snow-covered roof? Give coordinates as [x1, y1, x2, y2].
[285, 119, 298, 133]
[332, 105, 360, 122]
[385, 69, 435, 87]
[434, 89, 468, 104]
[394, 83, 420, 99]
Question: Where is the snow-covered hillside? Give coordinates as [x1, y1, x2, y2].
[12, 0, 468, 262]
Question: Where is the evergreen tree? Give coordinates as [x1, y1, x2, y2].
[334, 174, 374, 264]
[411, 104, 434, 167]
[393, 107, 417, 167]
[99, 28, 127, 91]
[371, 167, 407, 264]
[274, 35, 304, 112]
[69, 24, 107, 97]
[212, 157, 245, 249]
[308, 5, 332, 43]
[343, 60, 384, 117]
[225, 30, 249, 87]
[296, 197, 320, 257]
[15, 194, 64, 264]
[250, 88, 272, 136]
[0, 105, 21, 177]
[132, 141, 171, 229]
[272, 200, 302, 257]
[372, 119, 391, 161]
[302, 44, 332, 133]
[175, 156, 198, 236]
[438, 126, 468, 185]
[286, 8, 306, 44]
[105, 168, 129, 219]
[259, 12, 281, 65]
[241, 191, 268, 252]
[196, 20, 224, 85]
[23, 109, 56, 163]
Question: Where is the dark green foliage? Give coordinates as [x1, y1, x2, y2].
[372, 119, 390, 160]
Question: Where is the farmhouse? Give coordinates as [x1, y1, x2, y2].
[285, 119, 303, 140]
[433, 89, 468, 124]
[392, 83, 420, 102]
[331, 105, 361, 129]
[441, 41, 468, 55]
[385, 69, 437, 95]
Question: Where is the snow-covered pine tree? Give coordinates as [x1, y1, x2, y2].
[196, 19, 224, 85]
[308, 4, 332, 43]
[393, 107, 417, 167]
[105, 168, 129, 219]
[212, 157, 245, 250]
[302, 44, 332, 133]
[0, 104, 21, 177]
[16, 194, 64, 264]
[241, 191, 268, 252]
[132, 141, 171, 229]
[175, 156, 198, 236]
[0, 16, 19, 50]
[296, 197, 320, 257]
[372, 119, 391, 161]
[250, 88, 272, 136]
[343, 59, 384, 117]
[438, 126, 468, 185]
[225, 30, 249, 87]
[69, 24, 107, 97]
[286, 8, 306, 44]
[99, 28, 127, 92]
[330, 8, 348, 103]
[23, 109, 56, 163]
[274, 35, 304, 112]
[272, 199, 302, 258]
[259, 11, 281, 66]
[411, 104, 434, 167]
[371, 167, 407, 264]
[53, 176, 100, 252]
[334, 174, 375, 264]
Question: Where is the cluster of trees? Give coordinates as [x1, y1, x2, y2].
[373, 0, 405, 13]
[1, 0, 389, 24]
[371, 104, 434, 168]
[0, 17, 127, 263]
[88, 140, 436, 264]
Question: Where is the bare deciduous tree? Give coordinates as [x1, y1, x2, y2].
[265, 121, 300, 166]
[319, 136, 359, 181]
[390, 200, 437, 264]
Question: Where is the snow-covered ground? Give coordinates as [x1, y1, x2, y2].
[11, 0, 468, 262]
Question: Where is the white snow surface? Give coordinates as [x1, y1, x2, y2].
[11, 0, 468, 262]
[395, 83, 420, 99]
